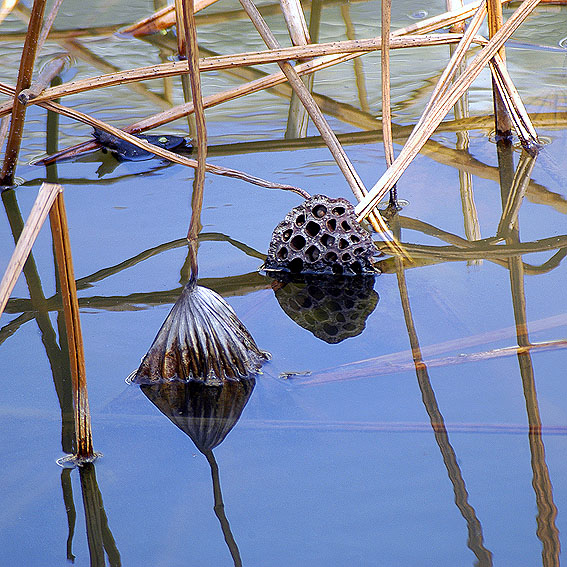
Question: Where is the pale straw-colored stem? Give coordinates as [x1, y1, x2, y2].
[355, 0, 542, 222]
[0, 182, 61, 315]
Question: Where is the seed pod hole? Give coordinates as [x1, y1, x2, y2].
[290, 234, 306, 250]
[321, 233, 335, 248]
[288, 258, 304, 272]
[306, 245, 320, 262]
[306, 221, 321, 237]
[312, 204, 327, 217]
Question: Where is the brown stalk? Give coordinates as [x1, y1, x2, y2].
[238, 0, 397, 244]
[487, 0, 513, 137]
[0, 81, 307, 195]
[0, 34, 468, 116]
[18, 54, 71, 105]
[180, 0, 208, 244]
[489, 53, 539, 147]
[119, 0, 219, 37]
[355, 0, 542, 222]
[381, 0, 394, 168]
[0, 0, 48, 186]
[48, 185, 95, 461]
[0, 182, 61, 315]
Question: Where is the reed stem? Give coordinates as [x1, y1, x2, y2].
[0, 0, 48, 186]
[49, 186, 94, 461]
[487, 0, 513, 137]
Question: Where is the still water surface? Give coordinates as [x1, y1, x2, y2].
[1, 0, 567, 565]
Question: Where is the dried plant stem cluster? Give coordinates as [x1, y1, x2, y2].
[0, 0, 544, 247]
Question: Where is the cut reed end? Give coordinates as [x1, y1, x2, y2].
[132, 282, 270, 386]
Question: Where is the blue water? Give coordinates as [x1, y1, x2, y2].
[1, 0, 567, 565]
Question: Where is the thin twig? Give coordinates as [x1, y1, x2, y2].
[0, 81, 308, 196]
[36, 0, 64, 53]
[18, 54, 71, 105]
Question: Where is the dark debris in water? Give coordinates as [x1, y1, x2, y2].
[92, 128, 192, 160]
[263, 194, 379, 276]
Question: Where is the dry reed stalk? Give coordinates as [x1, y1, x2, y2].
[487, 0, 513, 136]
[0, 0, 17, 25]
[238, 0, 397, 243]
[36, 0, 64, 53]
[280, 0, 310, 43]
[0, 183, 61, 315]
[33, 37, 477, 166]
[355, 0, 542, 222]
[0, 81, 307, 195]
[280, 0, 312, 138]
[18, 54, 70, 105]
[417, 3, 487, 129]
[0, 34, 468, 116]
[490, 53, 539, 145]
[180, 0, 208, 242]
[381, 0, 394, 168]
[120, 0, 219, 36]
[48, 186, 94, 460]
[0, 0, 48, 186]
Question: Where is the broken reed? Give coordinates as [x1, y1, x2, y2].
[0, 183, 95, 462]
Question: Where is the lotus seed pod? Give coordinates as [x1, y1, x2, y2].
[264, 194, 378, 276]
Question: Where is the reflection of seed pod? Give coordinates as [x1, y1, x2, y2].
[273, 274, 378, 343]
[264, 194, 378, 276]
[140, 378, 255, 453]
